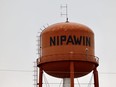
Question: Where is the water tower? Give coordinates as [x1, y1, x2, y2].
[37, 21, 99, 87]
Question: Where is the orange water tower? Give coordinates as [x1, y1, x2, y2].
[37, 21, 99, 87]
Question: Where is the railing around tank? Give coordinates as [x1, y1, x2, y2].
[94, 56, 99, 64]
[37, 53, 99, 65]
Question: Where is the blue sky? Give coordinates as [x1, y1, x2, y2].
[0, 0, 116, 87]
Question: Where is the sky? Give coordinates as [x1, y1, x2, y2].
[0, 0, 116, 87]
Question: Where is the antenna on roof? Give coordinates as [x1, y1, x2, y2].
[61, 4, 69, 22]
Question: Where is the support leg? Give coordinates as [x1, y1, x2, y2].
[70, 62, 74, 87]
[93, 67, 99, 87]
[39, 67, 43, 87]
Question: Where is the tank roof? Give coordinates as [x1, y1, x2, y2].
[41, 22, 94, 35]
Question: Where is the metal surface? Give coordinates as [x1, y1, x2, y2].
[39, 67, 43, 87]
[70, 62, 74, 87]
[38, 22, 99, 78]
[93, 67, 99, 87]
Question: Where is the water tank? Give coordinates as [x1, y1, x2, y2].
[38, 22, 98, 78]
